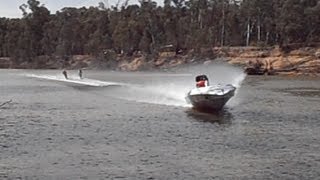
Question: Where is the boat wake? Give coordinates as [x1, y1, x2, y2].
[120, 83, 192, 107]
[23, 62, 246, 109]
[25, 74, 120, 87]
[105, 63, 246, 108]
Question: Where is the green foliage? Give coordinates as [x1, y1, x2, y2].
[0, 0, 319, 64]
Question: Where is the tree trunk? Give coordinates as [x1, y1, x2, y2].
[266, 32, 270, 44]
[221, 1, 225, 46]
[198, 9, 202, 29]
[246, 19, 251, 46]
[257, 18, 261, 42]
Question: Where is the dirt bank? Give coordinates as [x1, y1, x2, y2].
[1, 46, 319, 75]
[214, 46, 320, 75]
[110, 46, 320, 75]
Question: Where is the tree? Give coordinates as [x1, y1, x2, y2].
[275, 0, 306, 45]
[0, 0, 319, 65]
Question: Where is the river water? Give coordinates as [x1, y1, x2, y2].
[0, 65, 320, 179]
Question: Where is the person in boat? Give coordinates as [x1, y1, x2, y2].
[62, 69, 68, 79]
[79, 69, 83, 79]
[195, 75, 209, 88]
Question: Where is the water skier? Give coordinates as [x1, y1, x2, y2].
[79, 69, 83, 79]
[62, 70, 68, 79]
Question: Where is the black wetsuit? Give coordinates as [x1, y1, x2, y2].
[62, 70, 68, 79]
[79, 69, 83, 79]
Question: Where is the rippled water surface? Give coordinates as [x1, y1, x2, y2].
[0, 69, 320, 179]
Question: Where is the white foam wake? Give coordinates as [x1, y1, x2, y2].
[125, 83, 192, 107]
[26, 74, 120, 87]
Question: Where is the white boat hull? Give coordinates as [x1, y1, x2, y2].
[186, 84, 236, 111]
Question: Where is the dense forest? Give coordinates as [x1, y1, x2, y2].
[0, 0, 319, 64]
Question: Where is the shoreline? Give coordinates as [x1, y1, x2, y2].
[1, 46, 319, 76]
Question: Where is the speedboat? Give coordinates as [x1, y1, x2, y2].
[185, 75, 236, 111]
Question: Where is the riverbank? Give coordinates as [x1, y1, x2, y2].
[1, 46, 319, 75]
[217, 46, 320, 76]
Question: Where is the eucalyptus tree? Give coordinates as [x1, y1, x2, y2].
[3, 19, 23, 61]
[41, 16, 59, 56]
[111, 10, 132, 54]
[81, 7, 112, 55]
[138, 0, 162, 54]
[1, 0, 320, 65]
[302, 0, 320, 43]
[0, 18, 8, 57]
[274, 0, 306, 45]
[19, 0, 50, 60]
[239, 0, 274, 46]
